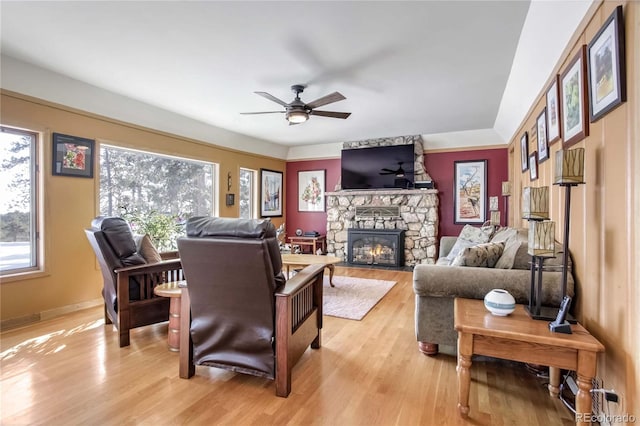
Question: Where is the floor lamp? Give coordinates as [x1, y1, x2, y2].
[553, 148, 585, 302]
[501, 181, 511, 226]
[522, 186, 555, 320]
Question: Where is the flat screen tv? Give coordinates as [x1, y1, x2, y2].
[341, 144, 415, 190]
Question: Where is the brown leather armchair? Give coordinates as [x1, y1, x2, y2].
[177, 217, 325, 397]
[85, 216, 183, 347]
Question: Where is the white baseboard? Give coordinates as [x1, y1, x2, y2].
[1, 298, 103, 331]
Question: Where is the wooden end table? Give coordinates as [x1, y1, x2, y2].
[154, 281, 185, 351]
[281, 253, 341, 287]
[288, 235, 326, 254]
[454, 298, 604, 425]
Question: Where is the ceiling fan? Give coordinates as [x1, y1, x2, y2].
[380, 162, 409, 177]
[241, 84, 351, 125]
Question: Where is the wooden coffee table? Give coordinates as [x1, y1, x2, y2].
[281, 253, 341, 287]
[454, 298, 604, 425]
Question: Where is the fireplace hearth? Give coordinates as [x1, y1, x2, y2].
[347, 229, 405, 267]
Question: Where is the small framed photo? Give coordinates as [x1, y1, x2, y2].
[260, 168, 283, 217]
[453, 160, 487, 225]
[561, 45, 589, 148]
[298, 170, 326, 212]
[536, 108, 549, 163]
[545, 75, 562, 144]
[529, 151, 538, 181]
[587, 5, 626, 122]
[520, 132, 529, 172]
[52, 133, 95, 178]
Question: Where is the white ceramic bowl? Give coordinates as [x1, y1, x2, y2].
[484, 289, 516, 316]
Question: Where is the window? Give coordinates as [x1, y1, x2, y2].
[239, 168, 257, 219]
[99, 144, 216, 250]
[0, 126, 39, 275]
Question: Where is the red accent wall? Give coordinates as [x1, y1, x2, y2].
[424, 148, 508, 238]
[285, 147, 508, 241]
[285, 159, 340, 239]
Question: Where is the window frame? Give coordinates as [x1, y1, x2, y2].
[239, 167, 258, 219]
[0, 126, 45, 280]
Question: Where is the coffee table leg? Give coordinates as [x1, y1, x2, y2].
[327, 265, 335, 287]
[457, 332, 473, 417]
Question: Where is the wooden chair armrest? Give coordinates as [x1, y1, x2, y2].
[276, 263, 325, 296]
[114, 258, 182, 275]
[160, 251, 180, 260]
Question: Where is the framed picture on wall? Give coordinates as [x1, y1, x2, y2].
[520, 132, 529, 172]
[52, 133, 95, 178]
[298, 170, 326, 212]
[260, 168, 283, 217]
[545, 75, 562, 144]
[561, 45, 589, 147]
[453, 160, 487, 225]
[536, 108, 549, 163]
[587, 5, 626, 122]
[529, 151, 538, 181]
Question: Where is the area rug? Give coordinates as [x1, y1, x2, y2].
[322, 275, 397, 321]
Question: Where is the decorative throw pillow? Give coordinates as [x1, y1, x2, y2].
[443, 238, 477, 264]
[458, 224, 493, 244]
[494, 233, 523, 269]
[451, 242, 505, 268]
[134, 234, 162, 264]
[491, 227, 517, 244]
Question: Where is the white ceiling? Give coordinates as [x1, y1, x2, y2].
[0, 1, 592, 159]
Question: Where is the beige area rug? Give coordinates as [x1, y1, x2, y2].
[322, 275, 397, 321]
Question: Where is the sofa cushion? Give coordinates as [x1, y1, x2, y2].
[134, 234, 162, 264]
[442, 238, 477, 264]
[450, 241, 505, 267]
[458, 224, 493, 244]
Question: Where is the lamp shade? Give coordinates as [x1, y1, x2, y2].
[528, 220, 556, 257]
[522, 186, 549, 220]
[501, 181, 511, 196]
[554, 148, 585, 184]
[490, 211, 501, 225]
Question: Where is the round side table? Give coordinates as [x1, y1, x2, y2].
[154, 280, 185, 352]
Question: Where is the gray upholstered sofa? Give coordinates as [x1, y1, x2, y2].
[412, 227, 574, 356]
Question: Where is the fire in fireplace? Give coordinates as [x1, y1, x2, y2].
[347, 229, 405, 267]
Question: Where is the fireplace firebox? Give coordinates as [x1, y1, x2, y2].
[347, 229, 405, 267]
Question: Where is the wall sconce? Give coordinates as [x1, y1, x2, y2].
[522, 186, 549, 220]
[227, 172, 232, 191]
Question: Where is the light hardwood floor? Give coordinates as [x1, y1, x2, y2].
[1, 267, 574, 425]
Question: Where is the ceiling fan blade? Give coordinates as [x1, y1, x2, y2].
[309, 110, 351, 119]
[240, 111, 285, 115]
[254, 92, 289, 107]
[306, 92, 346, 109]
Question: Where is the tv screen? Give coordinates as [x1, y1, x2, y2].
[341, 144, 415, 190]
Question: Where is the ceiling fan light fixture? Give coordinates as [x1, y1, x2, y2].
[287, 110, 309, 123]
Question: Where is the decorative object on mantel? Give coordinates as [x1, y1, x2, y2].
[484, 289, 516, 316]
[554, 148, 585, 305]
[522, 186, 549, 221]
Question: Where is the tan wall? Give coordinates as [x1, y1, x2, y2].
[509, 1, 638, 413]
[0, 91, 285, 323]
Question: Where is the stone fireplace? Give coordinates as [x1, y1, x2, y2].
[348, 228, 405, 267]
[325, 135, 439, 267]
[326, 189, 439, 266]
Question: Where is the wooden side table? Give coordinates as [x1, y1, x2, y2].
[454, 298, 604, 425]
[154, 281, 185, 351]
[288, 235, 326, 254]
